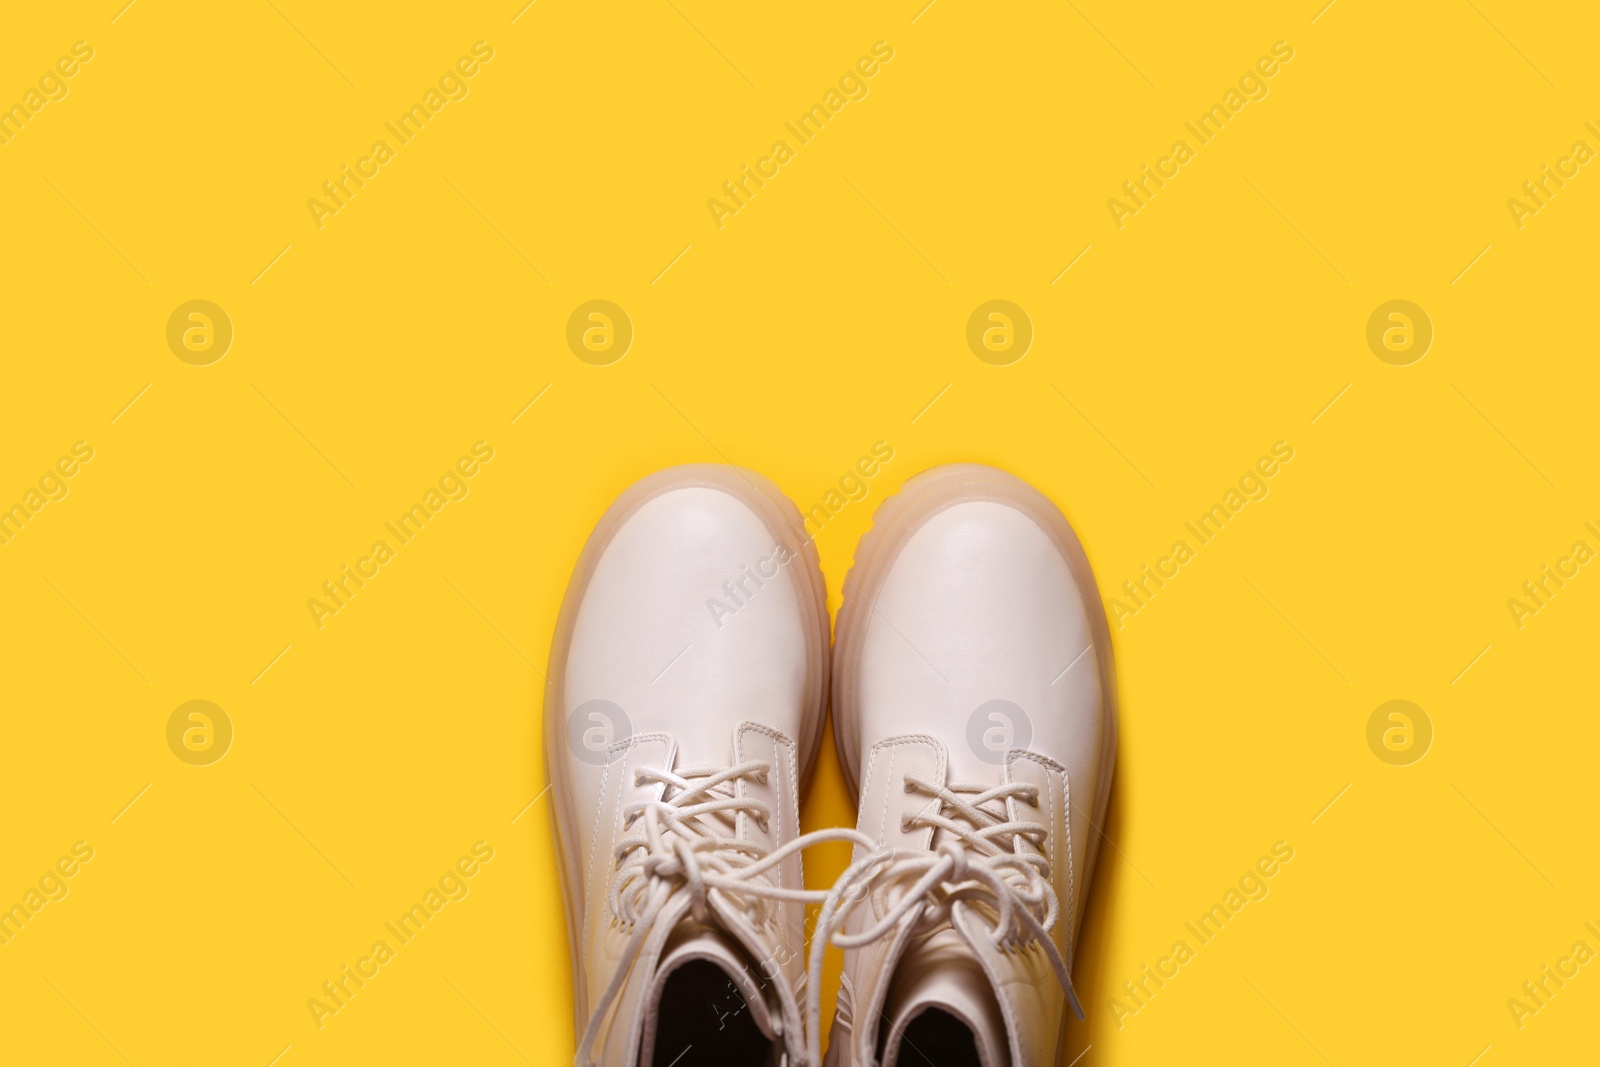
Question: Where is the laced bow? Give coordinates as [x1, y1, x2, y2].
[801, 772, 1084, 1066]
[576, 758, 875, 1067]
[576, 759, 1082, 1067]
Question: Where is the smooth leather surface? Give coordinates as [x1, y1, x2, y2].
[855, 501, 1106, 941]
[564, 488, 810, 866]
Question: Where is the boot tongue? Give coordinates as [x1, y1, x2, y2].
[636, 919, 778, 1057]
[879, 929, 1010, 1067]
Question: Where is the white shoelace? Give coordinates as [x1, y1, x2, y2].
[802, 773, 1083, 1066]
[576, 758, 873, 1067]
[575, 761, 1081, 1067]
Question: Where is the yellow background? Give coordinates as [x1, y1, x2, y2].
[2, 1, 1597, 1064]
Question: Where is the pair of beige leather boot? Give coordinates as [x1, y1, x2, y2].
[547, 464, 1115, 1067]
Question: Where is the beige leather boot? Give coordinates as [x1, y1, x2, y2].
[546, 466, 845, 1067]
[820, 466, 1117, 1067]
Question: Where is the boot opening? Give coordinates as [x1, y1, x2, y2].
[648, 959, 772, 1066]
[894, 1008, 983, 1067]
